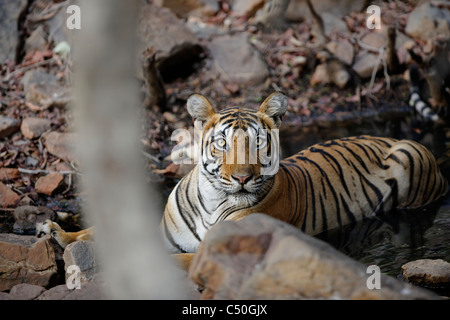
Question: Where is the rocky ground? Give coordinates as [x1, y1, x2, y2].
[1, 0, 450, 299]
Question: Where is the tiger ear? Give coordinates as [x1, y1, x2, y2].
[186, 94, 215, 121]
[258, 92, 288, 128]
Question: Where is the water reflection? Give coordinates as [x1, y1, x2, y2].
[315, 196, 450, 296]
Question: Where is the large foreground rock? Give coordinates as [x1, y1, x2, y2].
[189, 214, 439, 299]
[0, 234, 64, 291]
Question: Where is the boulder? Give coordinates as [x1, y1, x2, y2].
[0, 181, 20, 208]
[137, 4, 204, 82]
[42, 131, 78, 164]
[0, 0, 28, 63]
[209, 33, 270, 86]
[189, 214, 439, 299]
[63, 241, 98, 282]
[12, 205, 55, 235]
[20, 117, 52, 139]
[402, 259, 450, 289]
[405, 1, 450, 40]
[0, 234, 64, 291]
[0, 116, 20, 139]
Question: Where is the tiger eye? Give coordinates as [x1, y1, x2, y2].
[216, 138, 226, 148]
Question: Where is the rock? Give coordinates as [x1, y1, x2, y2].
[310, 60, 350, 89]
[352, 53, 382, 79]
[326, 39, 354, 65]
[0, 273, 106, 300]
[189, 214, 439, 300]
[24, 25, 48, 54]
[360, 29, 413, 50]
[0, 181, 20, 208]
[285, 0, 366, 22]
[43, 131, 78, 164]
[154, 0, 219, 18]
[209, 33, 270, 86]
[21, 69, 71, 109]
[21, 69, 58, 92]
[37, 273, 105, 300]
[0, 168, 21, 182]
[20, 117, 52, 139]
[402, 259, 450, 288]
[0, 0, 28, 63]
[63, 241, 98, 282]
[137, 4, 204, 82]
[0, 116, 20, 139]
[0, 234, 63, 291]
[8, 284, 46, 300]
[405, 1, 450, 40]
[231, 0, 265, 16]
[321, 13, 348, 36]
[42, 3, 75, 47]
[34, 172, 65, 196]
[12, 205, 55, 235]
[25, 83, 72, 109]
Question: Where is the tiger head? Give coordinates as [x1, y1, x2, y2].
[186, 92, 288, 203]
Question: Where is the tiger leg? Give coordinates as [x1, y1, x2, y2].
[384, 140, 447, 209]
[36, 219, 95, 248]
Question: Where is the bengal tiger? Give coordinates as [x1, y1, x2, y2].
[161, 92, 448, 256]
[37, 92, 447, 270]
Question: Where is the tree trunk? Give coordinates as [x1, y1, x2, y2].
[73, 0, 185, 299]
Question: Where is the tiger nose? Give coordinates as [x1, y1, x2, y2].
[231, 174, 253, 185]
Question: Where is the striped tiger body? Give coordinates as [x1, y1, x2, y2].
[161, 92, 447, 254]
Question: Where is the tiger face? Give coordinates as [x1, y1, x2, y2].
[187, 92, 288, 204]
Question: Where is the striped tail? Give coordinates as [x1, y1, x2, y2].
[409, 64, 440, 122]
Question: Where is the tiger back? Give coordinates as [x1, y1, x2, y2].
[161, 92, 448, 254]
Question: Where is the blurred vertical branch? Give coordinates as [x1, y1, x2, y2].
[73, 0, 185, 298]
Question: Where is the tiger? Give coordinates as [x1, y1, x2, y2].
[161, 92, 448, 257]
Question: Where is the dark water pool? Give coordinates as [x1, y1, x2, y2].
[316, 194, 450, 296]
